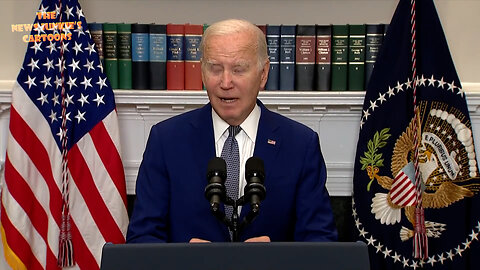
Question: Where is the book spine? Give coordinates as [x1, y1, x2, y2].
[184, 24, 203, 90]
[103, 23, 118, 89]
[149, 24, 167, 90]
[279, 25, 296, 91]
[132, 24, 150, 90]
[167, 24, 185, 90]
[117, 23, 132, 89]
[348, 24, 366, 91]
[265, 25, 280, 90]
[331, 25, 349, 91]
[365, 24, 384, 89]
[202, 24, 209, 90]
[88, 23, 104, 66]
[256, 24, 267, 36]
[315, 25, 332, 91]
[295, 25, 316, 91]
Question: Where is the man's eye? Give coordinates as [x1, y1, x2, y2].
[233, 67, 246, 74]
[209, 65, 223, 73]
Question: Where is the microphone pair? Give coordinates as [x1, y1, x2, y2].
[205, 156, 266, 212]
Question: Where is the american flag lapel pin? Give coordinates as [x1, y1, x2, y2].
[267, 139, 276, 145]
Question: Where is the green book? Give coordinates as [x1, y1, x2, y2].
[331, 25, 349, 91]
[348, 24, 366, 91]
[103, 23, 118, 89]
[117, 23, 132, 89]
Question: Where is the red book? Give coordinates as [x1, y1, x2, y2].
[295, 25, 316, 90]
[167, 24, 185, 90]
[256, 24, 267, 36]
[184, 24, 203, 90]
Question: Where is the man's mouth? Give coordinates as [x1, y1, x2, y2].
[220, 98, 237, 103]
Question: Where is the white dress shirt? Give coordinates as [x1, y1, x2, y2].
[212, 104, 261, 212]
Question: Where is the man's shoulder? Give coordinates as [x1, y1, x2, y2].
[152, 104, 210, 131]
[262, 106, 315, 135]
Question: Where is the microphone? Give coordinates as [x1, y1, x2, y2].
[244, 156, 266, 212]
[205, 157, 227, 212]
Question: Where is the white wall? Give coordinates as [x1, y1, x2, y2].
[0, 0, 479, 86]
[0, 0, 480, 195]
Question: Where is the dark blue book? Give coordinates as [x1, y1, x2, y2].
[132, 23, 150, 89]
[265, 25, 280, 90]
[149, 24, 167, 90]
[88, 23, 104, 66]
[364, 24, 384, 89]
[279, 25, 296, 91]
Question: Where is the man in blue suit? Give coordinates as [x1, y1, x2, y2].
[126, 19, 337, 243]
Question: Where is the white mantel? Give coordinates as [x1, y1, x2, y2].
[2, 88, 480, 196]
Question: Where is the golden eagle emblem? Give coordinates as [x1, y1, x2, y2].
[360, 101, 479, 241]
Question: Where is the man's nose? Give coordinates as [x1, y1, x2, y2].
[220, 70, 233, 89]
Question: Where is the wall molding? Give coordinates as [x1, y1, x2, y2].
[2, 84, 480, 196]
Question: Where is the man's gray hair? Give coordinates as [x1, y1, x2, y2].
[200, 19, 268, 70]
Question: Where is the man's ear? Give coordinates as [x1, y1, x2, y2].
[260, 59, 270, 89]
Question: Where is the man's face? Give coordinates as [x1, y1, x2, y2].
[202, 31, 269, 126]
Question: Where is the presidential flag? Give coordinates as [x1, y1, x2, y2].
[353, 0, 480, 269]
[0, 0, 128, 269]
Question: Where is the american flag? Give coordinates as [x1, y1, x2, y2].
[0, 0, 128, 269]
[390, 163, 416, 207]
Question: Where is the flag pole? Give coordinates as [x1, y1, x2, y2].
[410, 0, 428, 260]
[56, 0, 75, 267]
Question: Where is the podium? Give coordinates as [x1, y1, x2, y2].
[100, 241, 370, 270]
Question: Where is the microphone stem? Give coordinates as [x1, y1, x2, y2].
[231, 199, 239, 242]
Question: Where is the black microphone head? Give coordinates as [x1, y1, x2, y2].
[206, 157, 227, 180]
[245, 156, 265, 181]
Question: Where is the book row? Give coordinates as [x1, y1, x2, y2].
[88, 23, 387, 91]
[88, 23, 204, 90]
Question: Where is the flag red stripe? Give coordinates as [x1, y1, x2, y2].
[9, 106, 62, 225]
[395, 189, 416, 206]
[390, 172, 417, 206]
[68, 144, 126, 243]
[390, 173, 411, 199]
[70, 220, 101, 270]
[3, 157, 59, 269]
[391, 184, 415, 201]
[402, 193, 416, 206]
[0, 203, 46, 270]
[392, 181, 415, 200]
[90, 121, 127, 207]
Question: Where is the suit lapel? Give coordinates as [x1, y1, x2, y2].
[190, 103, 216, 164]
[254, 101, 281, 173]
[190, 103, 231, 239]
[240, 101, 281, 219]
